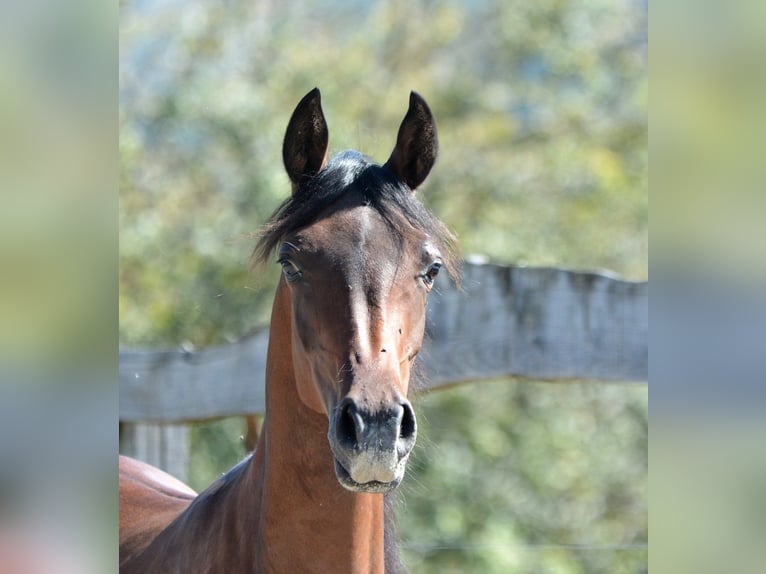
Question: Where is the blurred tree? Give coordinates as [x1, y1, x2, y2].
[120, 0, 647, 571]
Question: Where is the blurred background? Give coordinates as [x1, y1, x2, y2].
[120, 0, 647, 572]
[1, 0, 117, 572]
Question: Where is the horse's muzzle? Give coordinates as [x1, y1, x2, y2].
[329, 397, 417, 493]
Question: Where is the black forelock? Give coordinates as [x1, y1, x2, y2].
[252, 150, 459, 281]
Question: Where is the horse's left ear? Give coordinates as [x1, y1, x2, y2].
[283, 87, 329, 192]
[384, 91, 438, 192]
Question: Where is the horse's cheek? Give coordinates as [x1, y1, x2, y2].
[296, 377, 328, 415]
[398, 360, 412, 394]
[291, 345, 328, 415]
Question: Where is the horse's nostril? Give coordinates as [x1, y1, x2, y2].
[336, 399, 361, 450]
[399, 401, 416, 443]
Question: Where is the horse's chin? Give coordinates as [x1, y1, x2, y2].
[333, 459, 402, 494]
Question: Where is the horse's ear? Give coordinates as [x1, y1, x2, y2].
[384, 91, 438, 192]
[283, 87, 329, 192]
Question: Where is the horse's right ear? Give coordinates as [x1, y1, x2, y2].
[283, 88, 329, 192]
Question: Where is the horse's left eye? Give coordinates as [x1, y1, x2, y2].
[422, 262, 442, 288]
[278, 258, 303, 282]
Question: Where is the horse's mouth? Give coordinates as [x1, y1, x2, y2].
[333, 458, 402, 494]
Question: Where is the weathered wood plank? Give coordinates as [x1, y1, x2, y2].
[419, 262, 647, 388]
[120, 332, 269, 422]
[119, 263, 647, 423]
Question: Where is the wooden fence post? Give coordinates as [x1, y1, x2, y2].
[120, 422, 191, 483]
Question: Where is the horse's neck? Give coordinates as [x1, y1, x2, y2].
[252, 280, 386, 573]
[126, 283, 386, 574]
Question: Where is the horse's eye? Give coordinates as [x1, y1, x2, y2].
[422, 262, 442, 288]
[278, 258, 303, 282]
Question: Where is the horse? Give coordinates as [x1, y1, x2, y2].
[119, 88, 458, 573]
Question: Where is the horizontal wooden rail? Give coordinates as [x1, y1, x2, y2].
[120, 262, 647, 423]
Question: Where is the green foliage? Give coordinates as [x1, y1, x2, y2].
[186, 417, 248, 493]
[401, 381, 647, 573]
[120, 0, 647, 571]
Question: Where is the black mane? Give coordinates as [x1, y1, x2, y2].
[252, 151, 459, 281]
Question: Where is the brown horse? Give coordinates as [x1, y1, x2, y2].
[119, 88, 458, 573]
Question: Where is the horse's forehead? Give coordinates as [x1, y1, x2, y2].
[300, 203, 417, 278]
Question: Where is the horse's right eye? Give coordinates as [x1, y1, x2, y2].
[278, 258, 303, 282]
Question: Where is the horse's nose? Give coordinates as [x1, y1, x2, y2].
[335, 397, 417, 463]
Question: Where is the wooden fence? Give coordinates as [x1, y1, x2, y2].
[119, 261, 647, 480]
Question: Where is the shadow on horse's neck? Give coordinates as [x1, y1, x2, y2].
[250, 277, 389, 573]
